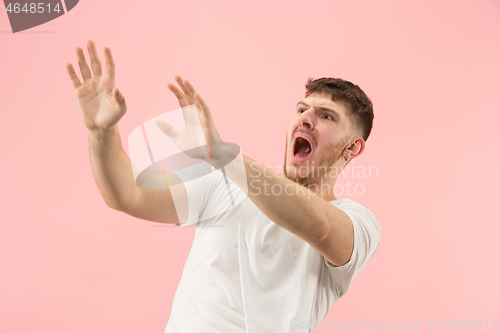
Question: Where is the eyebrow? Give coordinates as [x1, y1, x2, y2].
[296, 101, 341, 121]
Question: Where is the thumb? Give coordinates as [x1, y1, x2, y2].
[157, 119, 179, 140]
[113, 87, 126, 110]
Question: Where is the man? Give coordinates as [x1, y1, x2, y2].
[66, 40, 381, 333]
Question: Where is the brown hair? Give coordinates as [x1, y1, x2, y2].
[305, 77, 374, 141]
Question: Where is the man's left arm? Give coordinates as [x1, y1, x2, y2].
[158, 77, 353, 267]
[220, 151, 354, 267]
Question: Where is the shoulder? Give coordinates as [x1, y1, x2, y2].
[329, 198, 381, 232]
[320, 198, 381, 298]
[170, 161, 220, 183]
[328, 198, 382, 262]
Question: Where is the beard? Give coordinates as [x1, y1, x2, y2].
[283, 135, 348, 186]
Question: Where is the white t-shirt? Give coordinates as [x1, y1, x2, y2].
[164, 161, 381, 333]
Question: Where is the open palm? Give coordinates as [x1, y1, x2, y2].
[157, 75, 222, 164]
[161, 103, 212, 161]
[66, 40, 126, 131]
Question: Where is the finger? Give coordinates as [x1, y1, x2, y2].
[169, 82, 200, 127]
[167, 82, 189, 108]
[194, 93, 207, 122]
[184, 79, 199, 105]
[156, 119, 180, 141]
[75, 46, 92, 81]
[103, 46, 115, 80]
[87, 40, 103, 77]
[175, 75, 195, 106]
[195, 93, 213, 120]
[66, 62, 82, 89]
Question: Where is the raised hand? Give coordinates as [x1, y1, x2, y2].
[157, 75, 224, 165]
[66, 40, 126, 132]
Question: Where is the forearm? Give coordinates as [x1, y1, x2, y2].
[88, 126, 138, 211]
[220, 150, 330, 243]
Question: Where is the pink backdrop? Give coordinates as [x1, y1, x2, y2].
[1, 0, 499, 332]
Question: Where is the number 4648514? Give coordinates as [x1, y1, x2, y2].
[5, 2, 62, 14]
[444, 319, 498, 329]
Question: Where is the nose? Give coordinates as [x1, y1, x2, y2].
[297, 108, 315, 131]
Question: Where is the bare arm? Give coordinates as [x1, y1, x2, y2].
[159, 77, 354, 265]
[68, 40, 184, 225]
[87, 126, 136, 210]
[88, 126, 184, 224]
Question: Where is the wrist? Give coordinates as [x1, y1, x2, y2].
[88, 126, 119, 145]
[89, 126, 117, 137]
[211, 143, 240, 169]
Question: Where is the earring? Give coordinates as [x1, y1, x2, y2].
[345, 154, 349, 161]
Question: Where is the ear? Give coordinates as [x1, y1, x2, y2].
[345, 137, 365, 159]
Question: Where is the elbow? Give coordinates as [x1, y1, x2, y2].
[105, 190, 138, 212]
[105, 198, 123, 211]
[312, 218, 332, 243]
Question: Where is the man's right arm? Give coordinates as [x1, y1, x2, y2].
[67, 41, 187, 225]
[88, 126, 185, 225]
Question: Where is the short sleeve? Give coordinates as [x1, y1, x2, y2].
[324, 199, 381, 298]
[169, 161, 223, 227]
[170, 161, 246, 227]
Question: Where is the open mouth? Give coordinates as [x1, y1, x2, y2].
[292, 135, 313, 162]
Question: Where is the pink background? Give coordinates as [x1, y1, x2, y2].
[1, 0, 499, 332]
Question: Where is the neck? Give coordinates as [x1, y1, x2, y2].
[305, 176, 338, 201]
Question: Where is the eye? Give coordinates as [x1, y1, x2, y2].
[323, 114, 334, 120]
[298, 108, 306, 113]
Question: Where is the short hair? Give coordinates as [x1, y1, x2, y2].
[305, 77, 374, 141]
